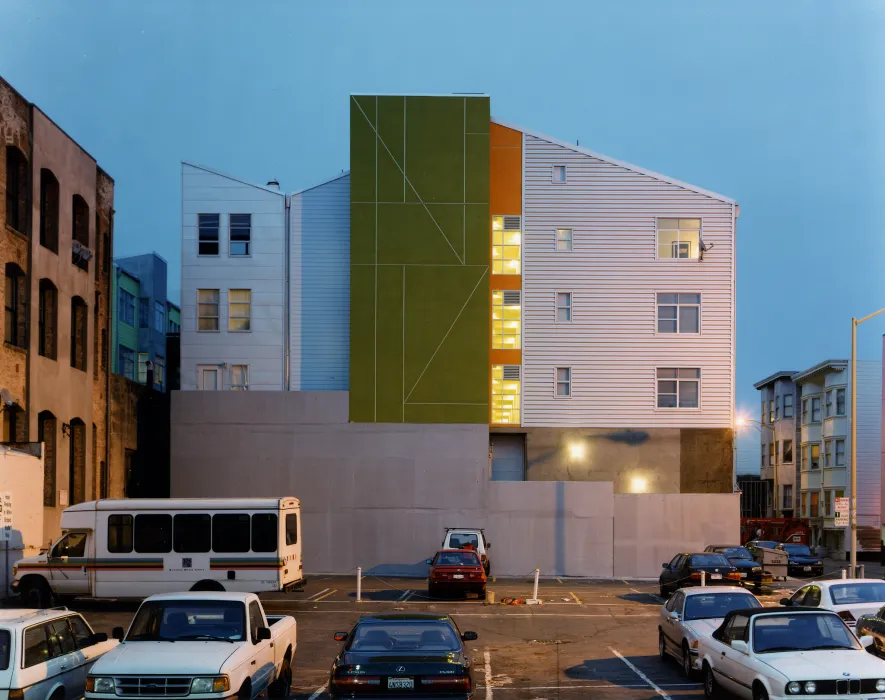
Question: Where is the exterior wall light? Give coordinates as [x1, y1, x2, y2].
[568, 442, 585, 460]
[630, 476, 648, 493]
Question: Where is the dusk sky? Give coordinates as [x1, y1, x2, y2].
[2, 0, 883, 473]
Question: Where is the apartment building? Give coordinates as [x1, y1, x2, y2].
[753, 371, 800, 516]
[0, 76, 114, 540]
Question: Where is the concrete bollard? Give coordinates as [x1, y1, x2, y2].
[701, 571, 706, 587]
[842, 568, 847, 579]
[531, 568, 540, 602]
[356, 567, 362, 602]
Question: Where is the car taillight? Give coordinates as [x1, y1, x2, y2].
[839, 611, 856, 623]
[690, 572, 702, 580]
[421, 675, 471, 690]
[727, 572, 742, 581]
[331, 675, 382, 690]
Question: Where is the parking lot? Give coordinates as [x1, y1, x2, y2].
[69, 574, 811, 700]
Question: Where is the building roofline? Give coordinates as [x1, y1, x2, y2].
[491, 117, 736, 204]
[753, 371, 799, 390]
[792, 359, 850, 384]
[290, 170, 350, 197]
[350, 92, 489, 97]
[114, 264, 139, 283]
[116, 251, 169, 266]
[166, 301, 180, 311]
[181, 161, 285, 196]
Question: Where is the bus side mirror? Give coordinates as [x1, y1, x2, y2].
[112, 627, 125, 641]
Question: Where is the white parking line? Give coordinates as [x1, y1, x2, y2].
[485, 683, 701, 691]
[483, 649, 493, 699]
[398, 590, 414, 602]
[307, 683, 326, 700]
[307, 588, 331, 601]
[610, 647, 672, 700]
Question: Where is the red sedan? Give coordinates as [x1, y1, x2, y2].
[427, 549, 487, 599]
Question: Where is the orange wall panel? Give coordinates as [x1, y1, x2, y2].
[490, 349, 522, 365]
[490, 123, 522, 216]
[490, 275, 522, 290]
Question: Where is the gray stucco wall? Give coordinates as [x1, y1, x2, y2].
[171, 391, 739, 578]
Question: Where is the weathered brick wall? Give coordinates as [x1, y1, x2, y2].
[109, 373, 140, 498]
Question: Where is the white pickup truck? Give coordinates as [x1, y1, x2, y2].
[85, 592, 297, 700]
[442, 528, 491, 575]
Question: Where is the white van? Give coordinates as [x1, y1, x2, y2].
[11, 498, 303, 606]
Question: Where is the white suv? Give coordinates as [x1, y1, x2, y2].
[0, 608, 117, 700]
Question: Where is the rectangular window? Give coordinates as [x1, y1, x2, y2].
[811, 397, 821, 423]
[552, 165, 567, 183]
[491, 290, 521, 349]
[229, 214, 251, 256]
[810, 443, 820, 469]
[118, 288, 135, 326]
[769, 442, 775, 466]
[212, 514, 251, 553]
[825, 390, 833, 417]
[836, 388, 846, 415]
[835, 439, 845, 466]
[657, 218, 701, 259]
[761, 445, 766, 468]
[801, 491, 807, 517]
[107, 514, 133, 553]
[39, 280, 57, 359]
[802, 399, 809, 424]
[119, 346, 135, 381]
[23, 625, 50, 669]
[198, 289, 220, 331]
[134, 514, 172, 553]
[70, 298, 87, 372]
[824, 439, 832, 467]
[775, 395, 780, 420]
[492, 215, 521, 275]
[251, 514, 278, 553]
[555, 367, 571, 397]
[228, 289, 251, 331]
[139, 298, 149, 328]
[784, 394, 794, 418]
[198, 213, 220, 256]
[137, 352, 149, 384]
[769, 400, 775, 423]
[154, 356, 165, 388]
[199, 366, 219, 390]
[491, 364, 520, 425]
[810, 491, 819, 517]
[761, 400, 766, 424]
[775, 442, 780, 465]
[656, 293, 700, 333]
[69, 616, 93, 651]
[154, 301, 165, 333]
[231, 365, 248, 391]
[556, 292, 572, 322]
[48, 619, 76, 656]
[173, 514, 211, 553]
[656, 368, 700, 408]
[784, 439, 793, 463]
[555, 228, 573, 251]
[285, 513, 298, 545]
[783, 484, 793, 510]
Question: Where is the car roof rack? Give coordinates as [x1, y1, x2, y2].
[14, 607, 69, 623]
[445, 527, 485, 532]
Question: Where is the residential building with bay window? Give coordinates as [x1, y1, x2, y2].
[752, 371, 800, 518]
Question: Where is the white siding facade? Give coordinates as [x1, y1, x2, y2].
[856, 361, 882, 530]
[520, 132, 735, 428]
[180, 163, 286, 391]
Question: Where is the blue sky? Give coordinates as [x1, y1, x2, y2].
[2, 1, 883, 471]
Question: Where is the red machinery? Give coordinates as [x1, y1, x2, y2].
[741, 518, 811, 546]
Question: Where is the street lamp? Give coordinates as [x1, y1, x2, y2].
[850, 307, 885, 573]
[736, 416, 778, 515]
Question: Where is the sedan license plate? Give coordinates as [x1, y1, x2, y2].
[739, 572, 747, 578]
[453, 574, 465, 579]
[710, 573, 722, 580]
[804, 566, 812, 572]
[388, 678, 414, 689]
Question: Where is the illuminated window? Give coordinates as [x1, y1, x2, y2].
[228, 289, 251, 331]
[492, 216, 521, 275]
[491, 365, 520, 425]
[657, 218, 700, 259]
[492, 290, 521, 349]
[556, 228, 573, 251]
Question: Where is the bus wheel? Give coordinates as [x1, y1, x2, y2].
[191, 580, 225, 592]
[21, 577, 51, 608]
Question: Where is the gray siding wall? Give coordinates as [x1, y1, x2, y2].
[857, 361, 882, 528]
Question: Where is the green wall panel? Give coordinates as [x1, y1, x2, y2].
[350, 94, 490, 424]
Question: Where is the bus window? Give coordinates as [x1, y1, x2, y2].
[251, 514, 277, 553]
[285, 513, 297, 546]
[134, 514, 172, 553]
[108, 515, 133, 553]
[173, 514, 211, 553]
[212, 514, 250, 553]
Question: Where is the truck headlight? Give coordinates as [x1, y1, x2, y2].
[876, 680, 885, 692]
[87, 677, 116, 694]
[191, 677, 230, 694]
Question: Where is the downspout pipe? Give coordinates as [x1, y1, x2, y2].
[105, 208, 114, 497]
[284, 194, 291, 390]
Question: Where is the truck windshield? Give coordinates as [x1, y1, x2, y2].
[448, 533, 479, 550]
[127, 601, 246, 642]
[0, 630, 9, 670]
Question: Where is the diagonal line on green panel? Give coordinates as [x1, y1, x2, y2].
[403, 267, 488, 404]
[351, 96, 464, 265]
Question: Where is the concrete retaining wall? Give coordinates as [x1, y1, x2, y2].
[171, 391, 739, 578]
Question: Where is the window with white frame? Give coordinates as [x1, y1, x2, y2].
[656, 218, 701, 259]
[811, 397, 821, 422]
[198, 214, 220, 256]
[775, 441, 780, 465]
[784, 393, 794, 418]
[492, 216, 521, 275]
[656, 293, 700, 333]
[769, 400, 775, 423]
[556, 292, 572, 322]
[802, 399, 809, 424]
[228, 289, 251, 331]
[229, 214, 251, 256]
[555, 228, 573, 251]
[836, 388, 846, 415]
[835, 439, 845, 466]
[137, 352, 149, 384]
[154, 301, 165, 333]
[783, 484, 793, 510]
[555, 367, 571, 397]
[231, 365, 248, 391]
[783, 439, 793, 463]
[197, 289, 219, 331]
[656, 368, 700, 408]
[768, 442, 775, 466]
[552, 165, 567, 183]
[810, 443, 820, 469]
[824, 439, 832, 467]
[775, 395, 780, 420]
[198, 366, 219, 391]
[760, 445, 765, 468]
[825, 389, 832, 417]
[154, 356, 165, 387]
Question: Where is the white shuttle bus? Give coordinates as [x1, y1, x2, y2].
[11, 498, 303, 606]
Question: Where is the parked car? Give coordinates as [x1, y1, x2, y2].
[0, 608, 117, 700]
[786, 580, 885, 632]
[659, 553, 742, 597]
[659, 587, 762, 678]
[855, 604, 885, 658]
[775, 542, 824, 577]
[426, 550, 487, 599]
[442, 528, 491, 575]
[699, 608, 883, 700]
[329, 613, 477, 699]
[704, 546, 773, 589]
[85, 592, 297, 700]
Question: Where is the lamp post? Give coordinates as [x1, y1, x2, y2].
[736, 417, 777, 515]
[850, 307, 885, 573]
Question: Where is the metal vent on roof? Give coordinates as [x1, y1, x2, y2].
[502, 216, 521, 231]
[503, 366, 521, 381]
[502, 290, 521, 306]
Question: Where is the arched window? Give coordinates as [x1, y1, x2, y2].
[68, 417, 86, 505]
[1, 402, 26, 443]
[40, 168, 60, 253]
[70, 296, 87, 371]
[5, 146, 28, 233]
[38, 411, 57, 506]
[4, 262, 27, 348]
[72, 195, 90, 271]
[38, 278, 58, 359]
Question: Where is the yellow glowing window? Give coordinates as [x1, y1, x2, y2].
[492, 290, 521, 349]
[491, 364, 520, 425]
[492, 215, 521, 275]
[657, 218, 701, 259]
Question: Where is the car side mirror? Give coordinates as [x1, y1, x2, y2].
[334, 632, 348, 642]
[426, 559, 433, 565]
[780, 598, 792, 606]
[668, 610, 680, 621]
[91, 632, 108, 644]
[861, 635, 875, 649]
[662, 563, 669, 569]
[256, 627, 271, 642]
[731, 640, 749, 655]
[112, 627, 125, 641]
[461, 631, 478, 641]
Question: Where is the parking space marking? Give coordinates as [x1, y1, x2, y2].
[485, 683, 701, 691]
[610, 647, 672, 700]
[307, 684, 326, 700]
[569, 591, 582, 604]
[483, 649, 493, 699]
[306, 588, 331, 601]
[312, 589, 337, 602]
